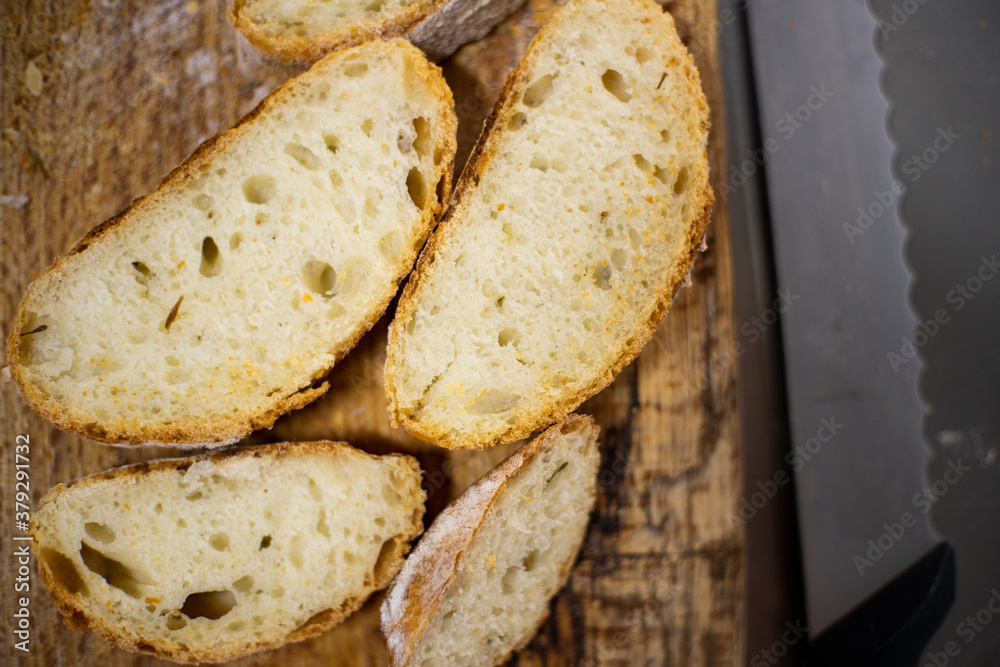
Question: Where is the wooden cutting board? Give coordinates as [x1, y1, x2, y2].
[0, 0, 743, 664]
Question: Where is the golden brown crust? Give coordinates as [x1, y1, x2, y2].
[6, 39, 457, 447]
[229, 1, 436, 64]
[384, 0, 713, 450]
[380, 415, 598, 665]
[228, 0, 528, 64]
[32, 441, 426, 664]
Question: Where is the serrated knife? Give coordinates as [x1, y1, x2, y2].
[744, 0, 956, 664]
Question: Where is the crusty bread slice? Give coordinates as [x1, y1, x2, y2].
[31, 441, 425, 664]
[381, 415, 599, 666]
[384, 0, 712, 449]
[230, 0, 527, 63]
[7, 39, 456, 447]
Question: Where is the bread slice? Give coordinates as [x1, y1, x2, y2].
[384, 0, 712, 449]
[381, 415, 599, 666]
[230, 0, 527, 63]
[31, 441, 426, 664]
[7, 39, 456, 446]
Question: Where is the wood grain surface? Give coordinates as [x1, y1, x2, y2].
[0, 0, 743, 664]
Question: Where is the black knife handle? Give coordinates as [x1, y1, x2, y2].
[806, 542, 956, 667]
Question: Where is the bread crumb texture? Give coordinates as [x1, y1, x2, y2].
[386, 0, 712, 448]
[383, 416, 600, 666]
[9, 40, 455, 445]
[235, 0, 432, 42]
[31, 442, 425, 664]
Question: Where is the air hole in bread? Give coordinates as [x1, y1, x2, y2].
[660, 128, 671, 142]
[372, 538, 397, 580]
[192, 194, 213, 211]
[41, 548, 88, 596]
[290, 534, 307, 569]
[186, 490, 203, 501]
[327, 301, 346, 319]
[529, 156, 548, 172]
[284, 142, 322, 171]
[673, 166, 689, 194]
[154, 503, 163, 514]
[317, 511, 332, 537]
[242, 175, 276, 205]
[601, 69, 631, 103]
[132, 261, 151, 276]
[302, 260, 339, 298]
[209, 532, 230, 551]
[498, 328, 521, 347]
[635, 47, 654, 64]
[412, 117, 431, 158]
[199, 237, 223, 277]
[522, 549, 540, 571]
[397, 130, 412, 153]
[583, 318, 598, 333]
[628, 227, 642, 248]
[233, 575, 254, 593]
[84, 522, 116, 544]
[259, 535, 272, 550]
[633, 154, 651, 172]
[364, 0, 386, 11]
[508, 112, 528, 131]
[611, 248, 628, 269]
[311, 82, 330, 103]
[500, 566, 518, 594]
[166, 613, 187, 630]
[323, 133, 340, 154]
[653, 166, 670, 186]
[80, 542, 153, 599]
[361, 118, 374, 136]
[522, 74, 556, 108]
[339, 256, 373, 297]
[435, 173, 446, 203]
[591, 264, 612, 290]
[180, 590, 236, 620]
[229, 233, 243, 251]
[379, 231, 402, 260]
[468, 389, 521, 415]
[344, 62, 369, 77]
[406, 167, 427, 210]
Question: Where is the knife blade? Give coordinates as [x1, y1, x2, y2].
[744, 0, 954, 651]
